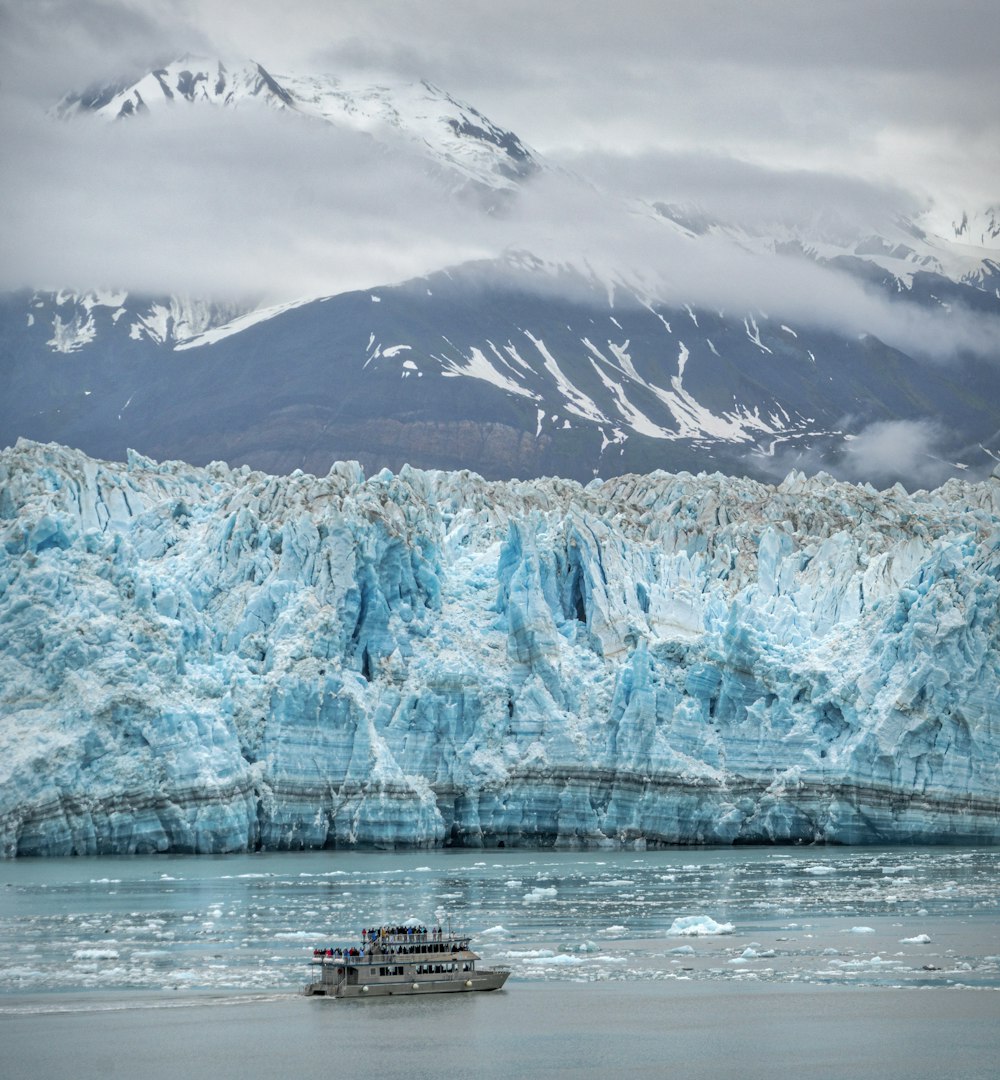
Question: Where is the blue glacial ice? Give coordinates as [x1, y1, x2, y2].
[1, 439, 998, 855]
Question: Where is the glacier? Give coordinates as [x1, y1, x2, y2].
[1, 439, 998, 856]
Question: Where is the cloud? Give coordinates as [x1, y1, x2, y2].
[757, 417, 995, 491]
[0, 0, 208, 103]
[840, 419, 956, 489]
[1, 84, 997, 368]
[0, 100, 495, 300]
[558, 150, 926, 235]
[495, 171, 1000, 362]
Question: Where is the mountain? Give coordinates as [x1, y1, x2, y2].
[53, 55, 538, 194]
[4, 254, 1000, 486]
[2, 440, 998, 855]
[2, 57, 999, 488]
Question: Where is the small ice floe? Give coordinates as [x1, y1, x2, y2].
[480, 925, 508, 936]
[803, 864, 836, 875]
[598, 924, 628, 936]
[825, 955, 901, 971]
[667, 945, 696, 955]
[846, 926, 876, 934]
[523, 886, 558, 904]
[523, 954, 584, 966]
[900, 934, 932, 944]
[667, 915, 734, 936]
[574, 941, 601, 953]
[729, 945, 776, 963]
[73, 948, 119, 960]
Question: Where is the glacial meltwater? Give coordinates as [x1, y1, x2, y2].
[2, 846, 999, 1079]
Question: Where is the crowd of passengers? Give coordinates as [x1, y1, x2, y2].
[312, 925, 467, 960]
[362, 925, 439, 940]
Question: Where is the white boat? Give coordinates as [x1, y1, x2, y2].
[304, 924, 510, 998]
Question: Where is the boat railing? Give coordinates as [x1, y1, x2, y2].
[362, 930, 459, 945]
[312, 930, 472, 962]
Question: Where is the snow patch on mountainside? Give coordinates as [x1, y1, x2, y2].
[174, 296, 321, 350]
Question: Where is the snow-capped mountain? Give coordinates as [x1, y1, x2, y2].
[6, 253, 999, 486]
[949, 206, 1000, 250]
[3, 56, 999, 487]
[656, 200, 1000, 292]
[55, 55, 538, 194]
[2, 440, 998, 855]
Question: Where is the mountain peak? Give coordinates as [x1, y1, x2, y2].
[54, 56, 539, 192]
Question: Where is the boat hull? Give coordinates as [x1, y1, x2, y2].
[304, 969, 509, 998]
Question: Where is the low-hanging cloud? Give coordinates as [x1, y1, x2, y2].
[0, 100, 497, 300]
[2, 91, 998, 367]
[758, 417, 982, 491]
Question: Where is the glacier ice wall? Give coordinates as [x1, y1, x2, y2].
[1, 439, 998, 856]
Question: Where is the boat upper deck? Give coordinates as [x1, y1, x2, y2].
[312, 925, 477, 966]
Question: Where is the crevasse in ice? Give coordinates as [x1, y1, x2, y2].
[1, 439, 998, 855]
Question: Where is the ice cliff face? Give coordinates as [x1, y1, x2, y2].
[1, 440, 998, 856]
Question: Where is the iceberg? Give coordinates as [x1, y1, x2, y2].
[1, 440, 998, 856]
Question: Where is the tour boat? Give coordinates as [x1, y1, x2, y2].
[304, 924, 510, 998]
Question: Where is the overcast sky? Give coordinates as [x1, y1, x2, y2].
[1, 1, 998, 320]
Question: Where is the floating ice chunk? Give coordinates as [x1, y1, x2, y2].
[847, 926, 876, 934]
[900, 934, 932, 944]
[523, 886, 558, 904]
[479, 924, 508, 936]
[731, 945, 774, 960]
[598, 925, 628, 936]
[73, 948, 119, 960]
[667, 945, 696, 955]
[523, 954, 584, 966]
[803, 865, 836, 875]
[667, 915, 734, 936]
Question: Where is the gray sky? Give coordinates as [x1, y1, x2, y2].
[1, 0, 998, 332]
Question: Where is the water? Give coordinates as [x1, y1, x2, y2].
[2, 847, 999, 1078]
